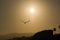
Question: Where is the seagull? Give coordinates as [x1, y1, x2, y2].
[22, 20, 30, 24]
[24, 20, 30, 24]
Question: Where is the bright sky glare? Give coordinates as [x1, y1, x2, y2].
[30, 7, 35, 14]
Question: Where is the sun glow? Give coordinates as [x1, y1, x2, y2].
[30, 7, 35, 14]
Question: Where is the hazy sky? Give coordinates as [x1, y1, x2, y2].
[0, 0, 60, 35]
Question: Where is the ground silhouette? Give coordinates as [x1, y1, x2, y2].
[53, 34, 60, 40]
[8, 30, 60, 40]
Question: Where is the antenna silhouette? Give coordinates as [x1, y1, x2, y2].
[59, 25, 60, 29]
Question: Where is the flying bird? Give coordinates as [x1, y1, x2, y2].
[21, 20, 30, 24]
[24, 20, 30, 24]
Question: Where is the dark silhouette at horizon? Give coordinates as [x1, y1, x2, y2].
[7, 29, 60, 40]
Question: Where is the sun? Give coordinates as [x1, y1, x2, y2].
[30, 7, 35, 13]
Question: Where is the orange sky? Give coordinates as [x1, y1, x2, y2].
[0, 0, 60, 35]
